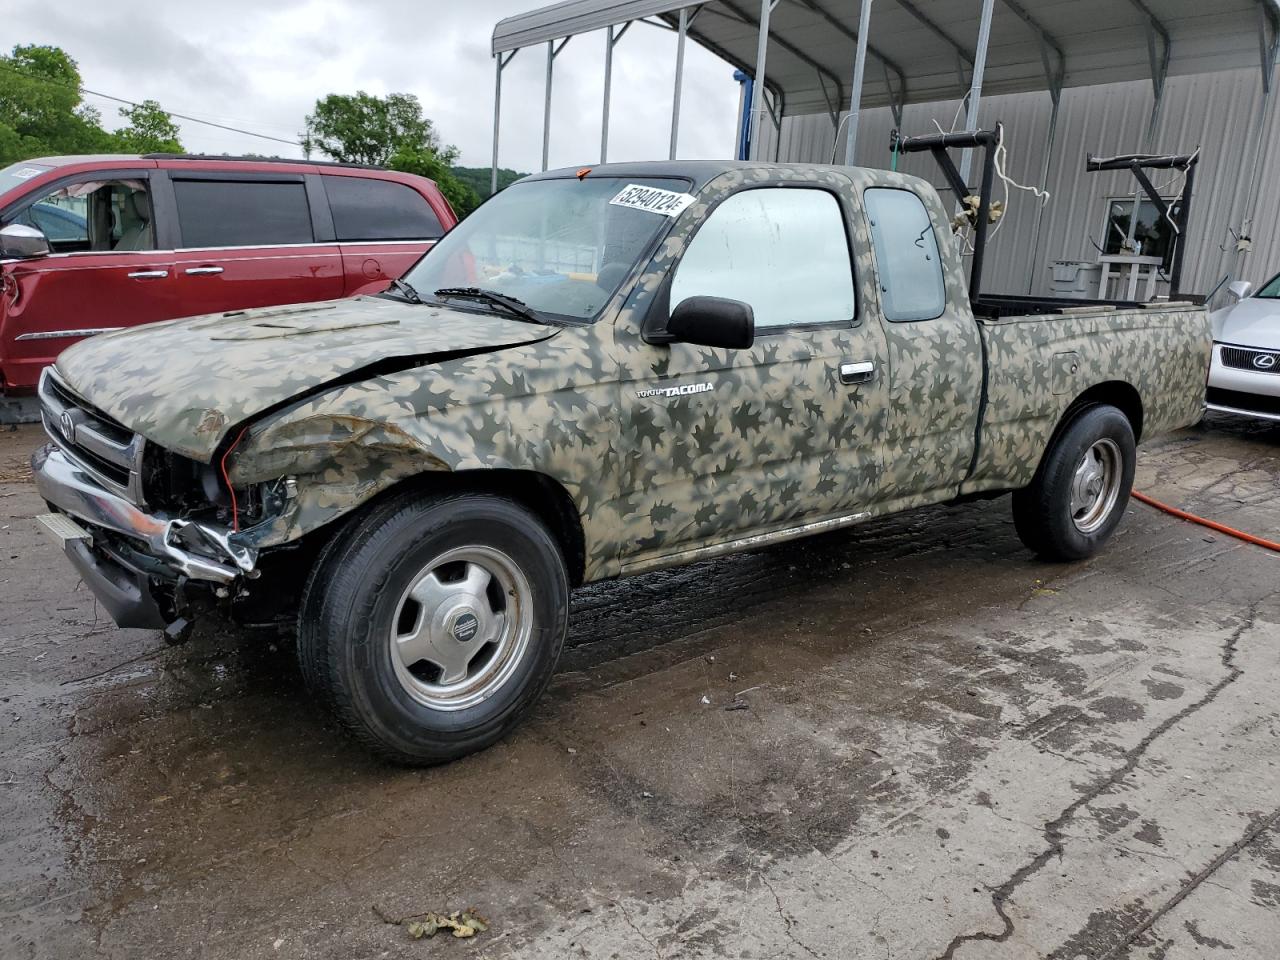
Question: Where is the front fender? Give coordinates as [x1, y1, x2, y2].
[220, 329, 619, 564]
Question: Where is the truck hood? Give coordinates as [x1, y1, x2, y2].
[1211, 297, 1280, 347]
[56, 296, 558, 462]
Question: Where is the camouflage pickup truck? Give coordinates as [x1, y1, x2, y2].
[32, 159, 1210, 763]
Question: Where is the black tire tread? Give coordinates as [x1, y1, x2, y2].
[1011, 404, 1136, 562]
[297, 489, 567, 765]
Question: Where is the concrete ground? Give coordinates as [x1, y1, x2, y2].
[1, 414, 1278, 960]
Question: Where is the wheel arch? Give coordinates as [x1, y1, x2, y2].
[1058, 380, 1145, 444]
[364, 468, 589, 587]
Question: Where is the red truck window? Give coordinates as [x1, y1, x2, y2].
[322, 175, 444, 241]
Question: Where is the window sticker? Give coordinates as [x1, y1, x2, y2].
[609, 183, 696, 217]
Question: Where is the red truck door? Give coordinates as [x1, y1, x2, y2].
[319, 174, 450, 295]
[0, 169, 176, 393]
[162, 171, 343, 315]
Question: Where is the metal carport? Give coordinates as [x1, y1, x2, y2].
[491, 0, 1279, 201]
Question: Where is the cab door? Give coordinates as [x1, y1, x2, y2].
[0, 169, 175, 392]
[162, 171, 343, 316]
[860, 185, 983, 501]
[614, 180, 891, 565]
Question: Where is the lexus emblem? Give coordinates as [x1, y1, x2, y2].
[59, 410, 75, 441]
[1253, 353, 1277, 370]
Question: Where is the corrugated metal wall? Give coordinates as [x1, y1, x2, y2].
[757, 67, 1279, 301]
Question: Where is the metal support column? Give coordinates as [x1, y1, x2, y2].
[601, 23, 631, 163]
[843, 0, 873, 164]
[542, 37, 570, 172]
[1235, 4, 1279, 272]
[491, 50, 518, 197]
[670, 8, 689, 160]
[958, 0, 996, 187]
[602, 26, 615, 163]
[747, 0, 776, 160]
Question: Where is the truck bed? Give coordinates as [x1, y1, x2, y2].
[962, 301, 1211, 496]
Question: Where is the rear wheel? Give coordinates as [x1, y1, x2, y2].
[298, 491, 569, 765]
[1012, 404, 1136, 561]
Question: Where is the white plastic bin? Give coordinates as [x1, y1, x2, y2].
[1048, 260, 1103, 299]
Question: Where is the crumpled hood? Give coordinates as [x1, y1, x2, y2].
[1211, 297, 1280, 347]
[56, 296, 557, 462]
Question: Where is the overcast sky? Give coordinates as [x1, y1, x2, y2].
[10, 0, 743, 173]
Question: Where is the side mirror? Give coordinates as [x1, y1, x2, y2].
[667, 296, 754, 350]
[1227, 280, 1253, 302]
[0, 223, 51, 260]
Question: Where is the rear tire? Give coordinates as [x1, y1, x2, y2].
[298, 490, 569, 765]
[1012, 404, 1136, 561]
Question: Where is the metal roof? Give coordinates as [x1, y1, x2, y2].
[493, 0, 1280, 116]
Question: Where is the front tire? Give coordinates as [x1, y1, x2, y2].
[298, 491, 569, 765]
[1011, 404, 1136, 561]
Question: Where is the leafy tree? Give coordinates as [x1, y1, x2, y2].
[453, 165, 528, 199]
[388, 144, 481, 218]
[114, 99, 183, 153]
[0, 44, 115, 163]
[301, 91, 445, 167]
[302, 90, 483, 216]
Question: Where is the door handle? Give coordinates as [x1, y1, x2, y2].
[839, 360, 876, 385]
[184, 266, 224, 276]
[127, 269, 168, 279]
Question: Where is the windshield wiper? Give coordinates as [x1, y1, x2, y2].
[433, 287, 549, 325]
[384, 277, 423, 304]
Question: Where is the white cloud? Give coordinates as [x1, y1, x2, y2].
[9, 0, 742, 173]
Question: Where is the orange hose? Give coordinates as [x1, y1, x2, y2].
[1131, 490, 1280, 553]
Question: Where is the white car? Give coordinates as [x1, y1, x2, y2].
[1207, 276, 1280, 422]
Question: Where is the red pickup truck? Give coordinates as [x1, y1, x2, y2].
[0, 154, 457, 395]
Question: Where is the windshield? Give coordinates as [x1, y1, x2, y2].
[402, 176, 692, 322]
[1256, 273, 1280, 299]
[0, 161, 53, 199]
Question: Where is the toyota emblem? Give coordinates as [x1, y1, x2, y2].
[59, 410, 75, 441]
[1254, 353, 1278, 370]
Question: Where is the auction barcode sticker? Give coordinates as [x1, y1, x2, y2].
[609, 183, 697, 217]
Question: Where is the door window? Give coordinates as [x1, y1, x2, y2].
[9, 179, 152, 253]
[670, 188, 855, 331]
[323, 175, 444, 240]
[863, 188, 946, 322]
[173, 179, 313, 248]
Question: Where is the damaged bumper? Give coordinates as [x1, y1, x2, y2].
[32, 444, 259, 624]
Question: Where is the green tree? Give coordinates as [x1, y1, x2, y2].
[453, 165, 528, 200]
[0, 44, 115, 163]
[301, 91, 444, 167]
[302, 90, 483, 216]
[387, 144, 481, 217]
[114, 99, 183, 153]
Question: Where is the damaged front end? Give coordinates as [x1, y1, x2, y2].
[31, 369, 301, 633]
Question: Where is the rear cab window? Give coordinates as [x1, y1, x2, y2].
[173, 179, 313, 248]
[322, 175, 444, 241]
[863, 187, 946, 322]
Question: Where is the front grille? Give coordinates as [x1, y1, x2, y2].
[39, 368, 147, 504]
[1220, 345, 1280, 374]
[1206, 386, 1280, 417]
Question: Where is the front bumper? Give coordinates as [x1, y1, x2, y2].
[32, 444, 258, 589]
[1206, 343, 1280, 422]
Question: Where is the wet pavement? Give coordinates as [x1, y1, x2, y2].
[2, 414, 1279, 959]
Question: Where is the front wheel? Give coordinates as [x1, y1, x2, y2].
[1011, 404, 1136, 561]
[298, 491, 569, 765]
